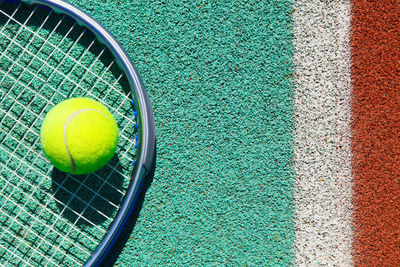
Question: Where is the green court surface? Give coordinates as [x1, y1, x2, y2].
[9, 0, 296, 265]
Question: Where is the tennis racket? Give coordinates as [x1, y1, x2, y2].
[0, 0, 156, 266]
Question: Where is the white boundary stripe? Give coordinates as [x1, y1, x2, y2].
[293, 1, 353, 265]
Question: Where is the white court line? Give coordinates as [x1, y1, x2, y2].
[293, 1, 353, 265]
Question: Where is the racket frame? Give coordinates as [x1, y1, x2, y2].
[1, 0, 156, 265]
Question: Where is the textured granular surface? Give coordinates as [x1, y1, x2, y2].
[351, 0, 400, 266]
[4, 0, 400, 265]
[67, 0, 297, 265]
[293, 0, 353, 265]
[0, 3, 136, 265]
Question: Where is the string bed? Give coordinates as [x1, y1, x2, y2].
[0, 3, 137, 266]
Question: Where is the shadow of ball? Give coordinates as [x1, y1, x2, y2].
[51, 155, 124, 226]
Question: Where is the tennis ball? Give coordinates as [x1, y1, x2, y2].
[41, 97, 119, 175]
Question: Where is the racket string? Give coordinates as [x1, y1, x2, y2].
[0, 7, 132, 122]
[0, 188, 81, 266]
[43, 166, 126, 264]
[0, 70, 137, 167]
[1, 15, 79, 113]
[0, 152, 112, 265]
[0, 242, 36, 267]
[0, 4, 39, 84]
[23, 174, 101, 265]
[23, 140, 126, 258]
[0, 142, 121, 223]
[0, 29, 134, 165]
[0, 100, 129, 198]
[0, 2, 139, 265]
[10, 148, 111, 260]
[0, 113, 130, 212]
[0, 155, 107, 251]
[0, 9, 65, 142]
[0, 74, 130, 265]
[0, 22, 134, 216]
[0, 7, 123, 95]
[0, 39, 135, 124]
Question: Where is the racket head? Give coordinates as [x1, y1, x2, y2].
[0, 0, 155, 266]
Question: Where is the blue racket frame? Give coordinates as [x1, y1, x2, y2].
[2, 0, 156, 265]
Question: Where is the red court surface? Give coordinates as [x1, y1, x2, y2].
[351, 0, 400, 265]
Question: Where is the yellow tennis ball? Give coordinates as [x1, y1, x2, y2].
[41, 97, 119, 175]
